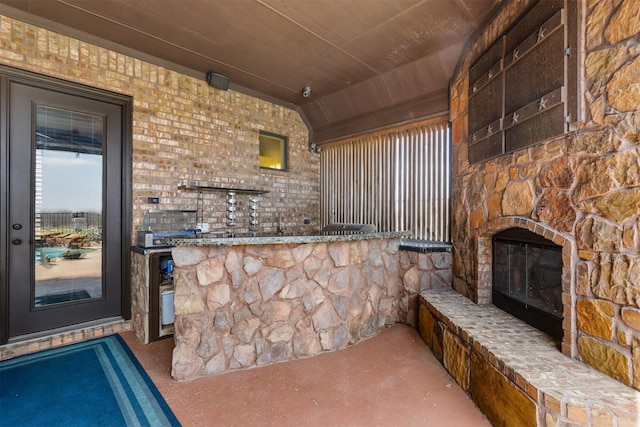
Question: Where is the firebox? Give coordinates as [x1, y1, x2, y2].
[492, 228, 563, 341]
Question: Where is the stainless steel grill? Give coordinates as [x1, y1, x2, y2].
[321, 223, 377, 233]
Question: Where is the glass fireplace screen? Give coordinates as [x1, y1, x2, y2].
[492, 228, 563, 340]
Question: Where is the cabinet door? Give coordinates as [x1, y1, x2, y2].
[150, 252, 174, 342]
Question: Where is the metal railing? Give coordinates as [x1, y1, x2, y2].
[37, 212, 102, 232]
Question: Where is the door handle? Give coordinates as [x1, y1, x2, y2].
[12, 223, 22, 230]
[12, 239, 22, 245]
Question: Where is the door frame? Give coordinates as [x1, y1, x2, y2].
[0, 65, 132, 344]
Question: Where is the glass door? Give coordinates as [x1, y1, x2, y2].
[5, 79, 126, 340]
[33, 105, 104, 307]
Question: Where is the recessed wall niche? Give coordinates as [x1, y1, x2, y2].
[259, 130, 288, 171]
[468, 0, 578, 164]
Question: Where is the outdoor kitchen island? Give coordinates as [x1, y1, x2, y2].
[166, 231, 413, 381]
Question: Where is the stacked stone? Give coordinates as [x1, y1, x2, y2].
[449, 0, 640, 391]
[577, 0, 640, 391]
[170, 240, 406, 380]
[169, 238, 453, 381]
[130, 252, 150, 344]
[399, 249, 453, 326]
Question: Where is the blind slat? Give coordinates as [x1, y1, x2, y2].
[320, 120, 451, 242]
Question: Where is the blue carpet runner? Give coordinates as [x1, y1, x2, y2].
[0, 335, 180, 426]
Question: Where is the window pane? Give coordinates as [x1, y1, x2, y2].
[34, 105, 103, 307]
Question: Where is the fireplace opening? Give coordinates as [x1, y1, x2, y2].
[492, 228, 563, 341]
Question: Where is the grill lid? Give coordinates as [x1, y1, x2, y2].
[321, 223, 377, 233]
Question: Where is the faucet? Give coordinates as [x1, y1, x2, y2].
[277, 217, 285, 235]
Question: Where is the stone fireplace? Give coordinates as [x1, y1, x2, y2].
[449, 0, 640, 391]
[474, 218, 574, 357]
[492, 227, 563, 342]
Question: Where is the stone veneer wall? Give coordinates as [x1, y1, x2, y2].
[169, 240, 452, 380]
[130, 251, 151, 343]
[399, 248, 453, 326]
[0, 15, 320, 240]
[450, 0, 640, 389]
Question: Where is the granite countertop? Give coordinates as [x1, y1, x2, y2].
[166, 231, 411, 247]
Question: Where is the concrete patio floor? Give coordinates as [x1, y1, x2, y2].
[121, 324, 491, 426]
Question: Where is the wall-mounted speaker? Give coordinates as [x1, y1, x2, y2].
[206, 71, 230, 90]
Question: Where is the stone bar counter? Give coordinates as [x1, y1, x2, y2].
[167, 231, 412, 381]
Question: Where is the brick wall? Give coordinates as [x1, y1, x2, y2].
[0, 15, 320, 241]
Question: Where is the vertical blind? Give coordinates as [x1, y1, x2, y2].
[320, 119, 450, 242]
